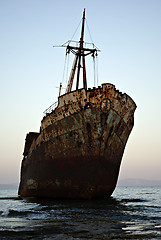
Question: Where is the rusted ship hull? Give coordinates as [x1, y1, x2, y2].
[18, 84, 136, 199]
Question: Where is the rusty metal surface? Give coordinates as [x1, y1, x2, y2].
[18, 83, 136, 199]
[23, 132, 39, 157]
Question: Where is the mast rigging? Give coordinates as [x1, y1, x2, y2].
[54, 9, 100, 94]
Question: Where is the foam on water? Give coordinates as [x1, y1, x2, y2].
[0, 187, 161, 239]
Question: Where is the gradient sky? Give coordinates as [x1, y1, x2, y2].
[0, 0, 161, 184]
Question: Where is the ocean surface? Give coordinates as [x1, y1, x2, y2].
[0, 186, 161, 239]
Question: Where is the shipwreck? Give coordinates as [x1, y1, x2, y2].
[18, 9, 136, 199]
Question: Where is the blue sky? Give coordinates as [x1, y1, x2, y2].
[0, 0, 161, 184]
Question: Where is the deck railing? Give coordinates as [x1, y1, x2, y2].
[43, 101, 58, 117]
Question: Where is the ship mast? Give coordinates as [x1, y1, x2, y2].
[76, 8, 86, 90]
[66, 9, 98, 93]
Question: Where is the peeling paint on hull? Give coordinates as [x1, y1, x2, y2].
[18, 84, 136, 199]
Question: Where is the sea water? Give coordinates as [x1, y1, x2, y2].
[0, 186, 161, 239]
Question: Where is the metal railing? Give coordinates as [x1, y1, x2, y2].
[43, 101, 58, 117]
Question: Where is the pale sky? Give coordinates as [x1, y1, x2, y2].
[0, 0, 161, 184]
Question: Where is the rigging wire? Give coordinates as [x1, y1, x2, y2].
[68, 19, 82, 45]
[62, 52, 67, 85]
[92, 53, 99, 88]
[96, 54, 99, 87]
[58, 13, 100, 94]
[60, 49, 70, 95]
[93, 55, 96, 87]
[85, 20, 94, 44]
[62, 19, 82, 92]
[65, 52, 70, 89]
[86, 19, 100, 87]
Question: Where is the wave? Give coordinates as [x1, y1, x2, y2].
[0, 208, 50, 221]
[0, 209, 37, 218]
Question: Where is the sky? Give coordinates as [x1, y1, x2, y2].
[0, 0, 161, 184]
